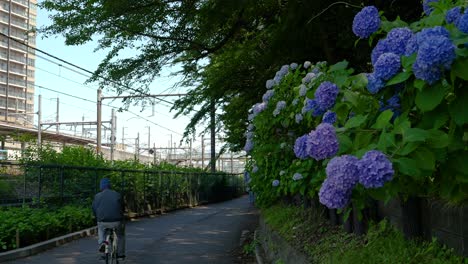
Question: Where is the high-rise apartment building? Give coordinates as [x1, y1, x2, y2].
[0, 0, 36, 126]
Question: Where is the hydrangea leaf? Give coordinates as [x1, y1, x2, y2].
[451, 57, 468, 81]
[345, 115, 367, 129]
[415, 82, 446, 112]
[394, 157, 421, 178]
[386, 71, 412, 86]
[427, 129, 450, 149]
[403, 128, 429, 143]
[337, 134, 353, 153]
[328, 60, 349, 72]
[413, 79, 426, 91]
[454, 48, 468, 57]
[401, 54, 416, 69]
[411, 148, 435, 170]
[353, 131, 374, 151]
[380, 17, 408, 32]
[377, 132, 395, 152]
[343, 90, 359, 107]
[448, 88, 468, 125]
[397, 142, 421, 156]
[372, 110, 394, 129]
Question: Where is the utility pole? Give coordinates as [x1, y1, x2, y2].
[201, 135, 204, 170]
[37, 94, 41, 147]
[153, 143, 156, 164]
[97, 89, 102, 154]
[81, 115, 84, 137]
[110, 108, 115, 161]
[210, 100, 216, 173]
[147, 126, 151, 151]
[135, 132, 140, 160]
[56, 97, 59, 134]
[230, 152, 234, 173]
[189, 139, 192, 167]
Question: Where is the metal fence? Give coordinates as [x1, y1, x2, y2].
[0, 162, 245, 214]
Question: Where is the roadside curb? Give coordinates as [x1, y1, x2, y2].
[0, 226, 97, 263]
[254, 229, 264, 264]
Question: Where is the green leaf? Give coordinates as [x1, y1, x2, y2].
[411, 148, 435, 171]
[401, 54, 416, 69]
[349, 73, 368, 90]
[394, 158, 421, 178]
[455, 47, 468, 57]
[386, 71, 412, 86]
[397, 142, 421, 156]
[413, 79, 426, 91]
[415, 83, 446, 112]
[343, 90, 360, 107]
[354, 132, 374, 150]
[427, 130, 450, 149]
[372, 110, 393, 129]
[377, 132, 395, 152]
[448, 88, 468, 125]
[451, 57, 468, 80]
[338, 134, 353, 153]
[329, 60, 348, 72]
[403, 128, 429, 143]
[345, 115, 367, 129]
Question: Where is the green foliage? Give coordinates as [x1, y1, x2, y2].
[0, 205, 93, 251]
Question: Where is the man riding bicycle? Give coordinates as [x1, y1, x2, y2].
[92, 178, 126, 259]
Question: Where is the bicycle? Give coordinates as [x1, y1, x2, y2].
[103, 228, 119, 264]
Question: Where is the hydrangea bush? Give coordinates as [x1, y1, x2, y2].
[244, 1, 467, 213]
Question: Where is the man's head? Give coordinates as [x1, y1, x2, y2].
[100, 178, 111, 191]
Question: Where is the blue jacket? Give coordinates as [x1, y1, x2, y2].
[92, 189, 124, 222]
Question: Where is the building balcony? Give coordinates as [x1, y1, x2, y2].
[11, 0, 29, 9]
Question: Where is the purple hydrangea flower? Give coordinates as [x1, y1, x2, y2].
[266, 79, 275, 89]
[423, 0, 439, 15]
[290, 63, 298, 70]
[273, 101, 287, 116]
[252, 165, 259, 173]
[306, 123, 339, 160]
[295, 113, 303, 124]
[374, 53, 401, 81]
[457, 13, 468, 33]
[262, 90, 275, 102]
[299, 84, 308, 97]
[272, 180, 280, 187]
[446, 6, 462, 24]
[315, 82, 339, 111]
[244, 138, 254, 153]
[326, 155, 360, 190]
[366, 73, 385, 94]
[248, 113, 254, 121]
[358, 150, 394, 188]
[304, 61, 312, 69]
[292, 173, 303, 181]
[322, 111, 337, 124]
[319, 178, 352, 209]
[253, 102, 267, 115]
[352, 6, 381, 38]
[294, 134, 309, 160]
[247, 123, 254, 131]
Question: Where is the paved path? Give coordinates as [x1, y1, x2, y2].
[8, 196, 258, 264]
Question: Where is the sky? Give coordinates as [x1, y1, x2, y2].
[34, 4, 207, 156]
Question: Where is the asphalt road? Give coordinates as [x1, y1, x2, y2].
[8, 196, 258, 264]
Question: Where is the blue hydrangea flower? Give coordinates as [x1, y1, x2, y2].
[272, 180, 280, 187]
[374, 53, 401, 81]
[290, 63, 298, 70]
[244, 138, 254, 153]
[366, 73, 385, 94]
[247, 123, 254, 131]
[322, 111, 337, 124]
[299, 84, 307, 97]
[294, 134, 309, 160]
[319, 178, 352, 209]
[315, 81, 339, 111]
[423, 0, 439, 15]
[457, 13, 468, 33]
[295, 113, 303, 124]
[306, 123, 339, 160]
[262, 90, 275, 102]
[412, 62, 442, 85]
[413, 35, 455, 83]
[292, 98, 299, 106]
[248, 113, 254, 121]
[371, 39, 389, 65]
[252, 165, 259, 173]
[352, 6, 381, 38]
[279, 170, 285, 176]
[446, 6, 462, 24]
[326, 155, 360, 190]
[266, 79, 275, 89]
[292, 173, 303, 181]
[253, 102, 267, 115]
[302, 72, 317, 84]
[304, 61, 311, 69]
[405, 36, 418, 56]
[302, 98, 316, 114]
[358, 150, 394, 188]
[406, 26, 451, 56]
[385, 28, 414, 56]
[273, 101, 287, 117]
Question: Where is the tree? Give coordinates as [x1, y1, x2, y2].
[39, 0, 421, 150]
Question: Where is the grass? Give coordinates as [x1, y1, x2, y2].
[262, 203, 467, 264]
